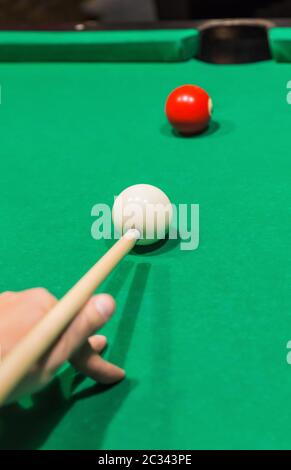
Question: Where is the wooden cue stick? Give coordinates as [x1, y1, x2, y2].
[0, 229, 139, 406]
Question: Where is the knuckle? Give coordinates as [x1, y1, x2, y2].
[23, 287, 57, 309]
[33, 287, 51, 297]
[0, 291, 16, 299]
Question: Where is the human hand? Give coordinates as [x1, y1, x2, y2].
[0, 288, 125, 405]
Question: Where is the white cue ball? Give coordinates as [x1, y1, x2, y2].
[112, 184, 173, 245]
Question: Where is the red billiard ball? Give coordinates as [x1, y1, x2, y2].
[165, 84, 213, 136]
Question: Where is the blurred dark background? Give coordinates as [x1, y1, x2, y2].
[0, 0, 291, 27]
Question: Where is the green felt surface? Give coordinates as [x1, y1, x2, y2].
[0, 29, 199, 62]
[0, 55, 291, 450]
[269, 27, 291, 62]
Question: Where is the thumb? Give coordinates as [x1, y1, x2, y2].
[74, 293, 116, 337]
[42, 294, 116, 371]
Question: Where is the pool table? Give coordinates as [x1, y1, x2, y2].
[1, 23, 291, 450]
